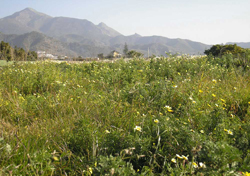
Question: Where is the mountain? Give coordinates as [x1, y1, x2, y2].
[0, 8, 212, 56]
[0, 31, 116, 57]
[226, 42, 250, 49]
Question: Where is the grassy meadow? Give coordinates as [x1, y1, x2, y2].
[0, 54, 250, 175]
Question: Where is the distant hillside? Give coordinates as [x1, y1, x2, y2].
[0, 32, 115, 57]
[0, 8, 212, 56]
[226, 42, 250, 49]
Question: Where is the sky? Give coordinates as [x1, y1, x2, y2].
[0, 0, 250, 45]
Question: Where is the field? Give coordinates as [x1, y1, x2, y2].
[0, 55, 250, 175]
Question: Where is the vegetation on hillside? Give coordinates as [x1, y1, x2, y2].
[0, 53, 250, 175]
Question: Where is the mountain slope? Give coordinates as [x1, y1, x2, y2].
[226, 42, 250, 49]
[0, 8, 121, 39]
[0, 8, 212, 56]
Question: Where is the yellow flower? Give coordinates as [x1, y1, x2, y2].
[165, 105, 174, 112]
[243, 172, 250, 176]
[212, 94, 216, 97]
[220, 98, 226, 103]
[182, 155, 188, 160]
[192, 101, 196, 104]
[53, 156, 59, 161]
[134, 126, 142, 132]
[88, 167, 93, 174]
[200, 130, 204, 134]
[154, 119, 159, 124]
[248, 102, 250, 105]
[199, 90, 203, 93]
[166, 117, 170, 121]
[176, 154, 183, 159]
[224, 129, 228, 132]
[212, 79, 217, 83]
[171, 158, 177, 163]
[105, 130, 110, 134]
[192, 162, 198, 168]
[227, 130, 233, 135]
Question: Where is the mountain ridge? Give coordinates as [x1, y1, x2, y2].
[0, 8, 228, 57]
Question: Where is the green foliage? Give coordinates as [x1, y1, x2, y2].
[0, 54, 250, 175]
[127, 50, 143, 58]
[123, 43, 129, 56]
[0, 41, 38, 61]
[204, 44, 246, 57]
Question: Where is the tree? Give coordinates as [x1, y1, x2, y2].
[204, 44, 246, 57]
[123, 43, 128, 56]
[127, 50, 143, 58]
[97, 53, 104, 59]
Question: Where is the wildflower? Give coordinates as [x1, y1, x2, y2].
[166, 117, 170, 121]
[248, 102, 250, 105]
[182, 155, 188, 160]
[192, 162, 198, 168]
[53, 156, 59, 161]
[190, 129, 195, 132]
[234, 87, 237, 90]
[215, 104, 218, 107]
[243, 172, 250, 176]
[134, 126, 142, 132]
[212, 79, 217, 83]
[192, 101, 196, 104]
[171, 158, 177, 163]
[199, 162, 206, 168]
[199, 90, 203, 93]
[189, 97, 193, 101]
[220, 98, 226, 103]
[227, 130, 233, 135]
[165, 105, 173, 112]
[172, 85, 178, 88]
[5, 144, 11, 154]
[105, 130, 110, 134]
[212, 94, 216, 97]
[224, 129, 228, 132]
[176, 154, 183, 159]
[154, 119, 159, 124]
[200, 130, 204, 134]
[88, 167, 93, 174]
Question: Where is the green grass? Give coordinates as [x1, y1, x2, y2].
[0, 55, 250, 175]
[0, 60, 14, 66]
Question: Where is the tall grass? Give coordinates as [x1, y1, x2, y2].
[0, 55, 250, 175]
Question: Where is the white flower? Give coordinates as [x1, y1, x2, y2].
[171, 158, 177, 163]
[182, 155, 188, 160]
[176, 154, 183, 159]
[134, 126, 142, 132]
[199, 162, 206, 168]
[154, 119, 159, 124]
[192, 162, 198, 168]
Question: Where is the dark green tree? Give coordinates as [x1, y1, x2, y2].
[127, 50, 143, 58]
[123, 43, 128, 56]
[97, 53, 104, 59]
[204, 44, 246, 57]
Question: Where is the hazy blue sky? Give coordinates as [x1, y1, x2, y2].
[0, 0, 250, 44]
